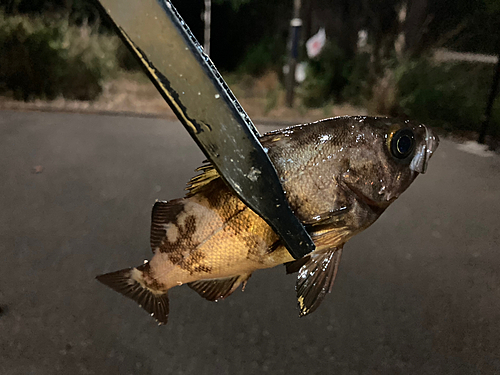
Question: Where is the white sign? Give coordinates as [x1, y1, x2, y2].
[306, 28, 326, 58]
[296, 62, 307, 83]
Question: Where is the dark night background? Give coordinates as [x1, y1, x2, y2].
[1, 1, 500, 374]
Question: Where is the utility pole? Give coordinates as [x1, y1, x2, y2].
[478, 50, 500, 144]
[285, 0, 302, 107]
[204, 0, 211, 56]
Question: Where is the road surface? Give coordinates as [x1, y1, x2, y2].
[1, 110, 499, 374]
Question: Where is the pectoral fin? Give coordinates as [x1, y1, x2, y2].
[188, 273, 251, 302]
[284, 256, 310, 274]
[296, 246, 343, 317]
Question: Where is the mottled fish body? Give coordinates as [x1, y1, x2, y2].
[97, 116, 438, 324]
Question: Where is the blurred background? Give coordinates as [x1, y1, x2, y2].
[1, 1, 500, 374]
[0, 0, 499, 144]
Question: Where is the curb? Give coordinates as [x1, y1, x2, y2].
[0, 102, 308, 127]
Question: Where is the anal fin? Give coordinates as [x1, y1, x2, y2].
[296, 246, 343, 317]
[188, 273, 251, 302]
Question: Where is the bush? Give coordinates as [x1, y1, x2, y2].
[238, 36, 286, 77]
[340, 52, 375, 105]
[394, 58, 500, 135]
[116, 41, 142, 71]
[299, 42, 350, 107]
[0, 12, 118, 101]
[298, 47, 500, 138]
[299, 43, 375, 108]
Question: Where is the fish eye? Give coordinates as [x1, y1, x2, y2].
[390, 129, 415, 159]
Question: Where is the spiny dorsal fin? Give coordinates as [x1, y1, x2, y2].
[150, 199, 185, 253]
[188, 273, 251, 302]
[296, 246, 343, 317]
[185, 161, 219, 197]
[96, 264, 170, 325]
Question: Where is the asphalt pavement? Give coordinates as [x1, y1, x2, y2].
[1, 110, 499, 374]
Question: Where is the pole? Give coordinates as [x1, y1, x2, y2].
[204, 0, 211, 56]
[285, 0, 302, 107]
[478, 52, 500, 144]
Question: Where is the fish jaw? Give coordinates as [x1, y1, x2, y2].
[341, 177, 393, 215]
[410, 125, 439, 174]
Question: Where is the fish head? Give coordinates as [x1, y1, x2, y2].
[338, 117, 439, 211]
[262, 116, 439, 227]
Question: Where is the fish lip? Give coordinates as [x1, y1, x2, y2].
[410, 125, 439, 174]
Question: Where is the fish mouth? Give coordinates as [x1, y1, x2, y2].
[410, 125, 439, 174]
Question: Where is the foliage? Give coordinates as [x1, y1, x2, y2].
[0, 0, 103, 25]
[172, 0, 291, 72]
[213, 0, 252, 11]
[0, 11, 118, 101]
[429, 0, 500, 55]
[116, 41, 141, 71]
[300, 48, 500, 137]
[299, 42, 351, 107]
[394, 58, 500, 135]
[237, 37, 286, 77]
[340, 52, 376, 105]
[0, 0, 498, 141]
[299, 43, 378, 108]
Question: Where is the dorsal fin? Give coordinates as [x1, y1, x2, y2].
[150, 199, 185, 253]
[185, 161, 220, 197]
[296, 246, 343, 317]
[188, 273, 251, 302]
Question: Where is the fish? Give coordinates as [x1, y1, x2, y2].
[96, 116, 439, 325]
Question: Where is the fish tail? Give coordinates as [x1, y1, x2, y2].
[96, 263, 169, 325]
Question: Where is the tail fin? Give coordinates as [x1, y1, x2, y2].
[96, 264, 169, 325]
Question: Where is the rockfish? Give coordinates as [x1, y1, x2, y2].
[97, 116, 438, 324]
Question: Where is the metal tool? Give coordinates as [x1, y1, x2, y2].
[95, 0, 315, 259]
